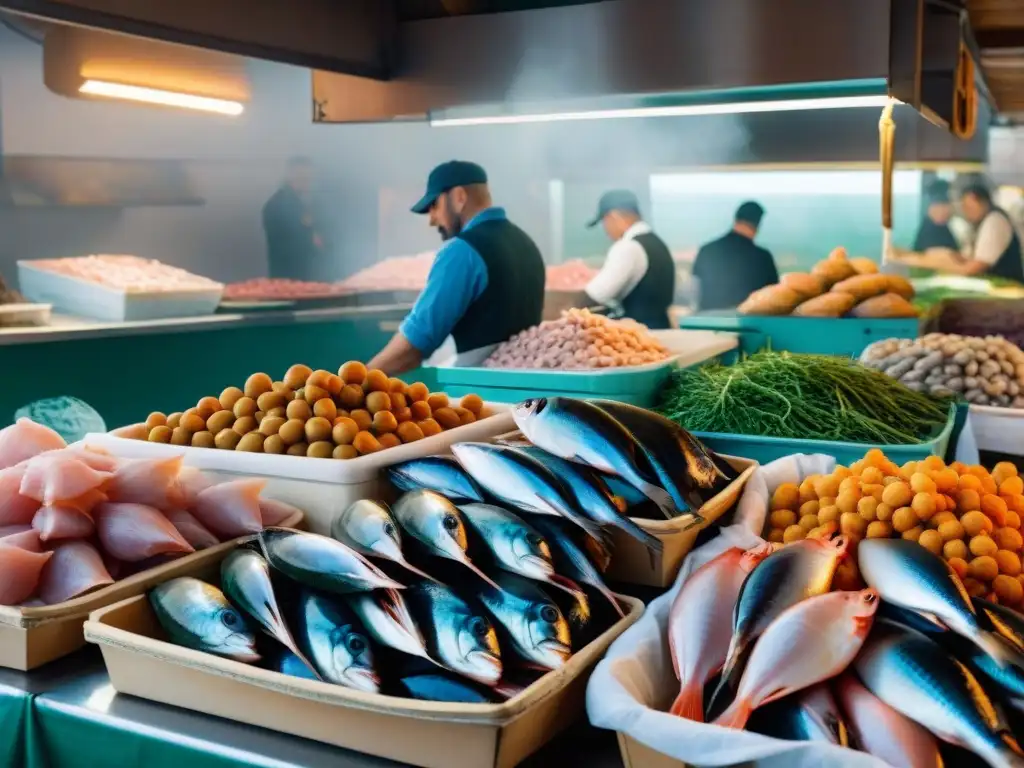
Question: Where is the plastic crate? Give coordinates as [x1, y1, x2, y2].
[691, 404, 957, 466]
[678, 312, 920, 357]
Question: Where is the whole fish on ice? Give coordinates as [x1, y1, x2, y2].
[713, 588, 878, 730]
[293, 590, 377, 690]
[330, 499, 433, 581]
[512, 397, 676, 517]
[387, 456, 485, 502]
[259, 528, 402, 594]
[150, 577, 259, 662]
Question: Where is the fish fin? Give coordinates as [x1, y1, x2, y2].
[632, 480, 678, 519]
[669, 681, 705, 722]
[548, 574, 592, 622]
[713, 697, 753, 730]
[586, 577, 626, 619]
[396, 557, 446, 585]
[705, 657, 743, 721]
[612, 515, 664, 554]
[710, 451, 738, 483]
[977, 629, 1020, 670]
[277, 637, 323, 682]
[462, 558, 502, 591]
[677, 433, 721, 489]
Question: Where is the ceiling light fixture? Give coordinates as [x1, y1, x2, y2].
[78, 80, 244, 116]
[430, 94, 897, 127]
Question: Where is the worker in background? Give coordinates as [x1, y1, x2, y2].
[891, 184, 1023, 279]
[262, 156, 326, 280]
[368, 161, 546, 375]
[691, 201, 779, 310]
[911, 179, 960, 252]
[581, 190, 676, 329]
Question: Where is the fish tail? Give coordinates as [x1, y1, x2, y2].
[631, 477, 678, 519]
[669, 681, 705, 722]
[591, 579, 626, 619]
[614, 515, 664, 554]
[710, 451, 738, 483]
[977, 628, 1018, 670]
[705, 659, 741, 720]
[713, 697, 753, 730]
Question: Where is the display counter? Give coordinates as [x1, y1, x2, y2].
[0, 304, 418, 429]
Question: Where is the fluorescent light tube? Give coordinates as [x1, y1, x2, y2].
[431, 95, 896, 127]
[79, 79, 244, 116]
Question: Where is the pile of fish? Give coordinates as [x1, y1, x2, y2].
[670, 535, 1024, 768]
[0, 417, 302, 606]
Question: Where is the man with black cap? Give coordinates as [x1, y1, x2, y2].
[581, 190, 676, 329]
[691, 201, 778, 311]
[368, 161, 546, 375]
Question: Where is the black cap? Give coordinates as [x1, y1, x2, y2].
[735, 201, 765, 226]
[924, 179, 951, 205]
[411, 161, 488, 214]
[586, 190, 641, 228]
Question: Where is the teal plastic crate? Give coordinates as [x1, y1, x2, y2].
[692, 404, 957, 466]
[679, 312, 920, 358]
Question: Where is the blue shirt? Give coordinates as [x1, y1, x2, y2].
[400, 207, 505, 356]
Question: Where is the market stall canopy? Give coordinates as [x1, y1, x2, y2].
[967, 0, 1024, 120]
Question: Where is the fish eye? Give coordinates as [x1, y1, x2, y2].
[539, 605, 559, 623]
[469, 617, 489, 638]
[442, 514, 460, 531]
[347, 634, 367, 654]
[384, 522, 397, 537]
[863, 592, 878, 604]
[221, 610, 240, 628]
[526, 533, 544, 547]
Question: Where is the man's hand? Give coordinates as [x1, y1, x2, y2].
[368, 333, 424, 376]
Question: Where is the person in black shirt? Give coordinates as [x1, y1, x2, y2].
[691, 202, 778, 311]
[912, 180, 959, 252]
[261, 157, 326, 280]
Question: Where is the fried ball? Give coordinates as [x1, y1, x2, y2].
[264, 434, 286, 455]
[284, 364, 313, 389]
[244, 373, 274, 400]
[983, 495, 1009, 527]
[962, 510, 994, 537]
[180, 413, 206, 434]
[866, 521, 893, 539]
[910, 472, 937, 495]
[378, 433, 401, 449]
[995, 527, 1024, 551]
[165, 412, 182, 430]
[339, 385, 365, 410]
[433, 408, 462, 430]
[918, 529, 943, 556]
[861, 467, 884, 486]
[453, 407, 477, 426]
[767, 528, 785, 543]
[212, 428, 240, 450]
[962, 577, 988, 598]
[350, 410, 372, 432]
[254, 411, 265, 425]
[218, 387, 245, 411]
[305, 417, 333, 444]
[363, 370, 390, 393]
[145, 412, 167, 430]
[970, 535, 999, 558]
[333, 444, 358, 460]
[353, 431, 382, 455]
[799, 499, 820, 518]
[406, 382, 429, 402]
[313, 398, 338, 422]
[206, 411, 235, 435]
[170, 427, 190, 446]
[893, 506, 918, 533]
[332, 418, 359, 446]
[307, 441, 335, 459]
[1008, 511, 1023, 530]
[365, 392, 393, 415]
[969, 555, 999, 583]
[937, 519, 966, 542]
[236, 432, 265, 453]
[303, 385, 329, 405]
[833, 559, 864, 591]
[882, 482, 913, 508]
[783, 524, 806, 543]
[857, 497, 879, 522]
[770, 483, 800, 512]
[995, 574, 1024, 605]
[196, 397, 223, 420]
[996, 550, 1023, 577]
[393, 407, 413, 423]
[259, 417, 287, 437]
[837, 491, 860, 517]
[372, 411, 399, 434]
[233, 416, 258, 436]
[934, 468, 960, 493]
[388, 378, 407, 394]
[875, 503, 894, 522]
[397, 422, 425, 443]
[272, 381, 294, 399]
[863, 484, 885, 503]
[840, 512, 867, 538]
[390, 392, 408, 411]
[427, 393, 449, 411]
[410, 401, 432, 421]
[959, 489, 982, 512]
[943, 539, 969, 560]
[799, 514, 820, 531]
[947, 557, 969, 580]
[911, 493, 937, 522]
[287, 442, 309, 457]
[460, 394, 484, 415]
[233, 396, 258, 419]
[306, 369, 334, 392]
[339, 361, 367, 385]
[770, 509, 798, 529]
[256, 391, 287, 413]
[418, 419, 442, 438]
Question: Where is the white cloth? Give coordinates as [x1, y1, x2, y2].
[585, 221, 653, 305]
[971, 210, 1015, 266]
[586, 454, 887, 768]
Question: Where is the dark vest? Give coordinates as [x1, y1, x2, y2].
[620, 232, 675, 329]
[981, 208, 1024, 283]
[452, 218, 546, 352]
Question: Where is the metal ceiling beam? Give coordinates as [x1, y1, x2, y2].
[0, 0, 397, 79]
[976, 28, 1024, 48]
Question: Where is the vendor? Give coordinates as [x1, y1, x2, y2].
[691, 202, 779, 310]
[261, 156, 327, 280]
[581, 190, 676, 329]
[368, 161, 546, 375]
[891, 184, 1023, 279]
[911, 179, 959, 252]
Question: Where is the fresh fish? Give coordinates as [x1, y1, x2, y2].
[94, 502, 195, 562]
[221, 549, 309, 666]
[0, 542, 51, 605]
[518, 446, 663, 552]
[268, 648, 320, 682]
[19, 452, 111, 506]
[834, 672, 942, 767]
[169, 467, 215, 509]
[391, 490, 500, 589]
[458, 502, 584, 600]
[710, 535, 849, 713]
[62, 444, 121, 472]
[449, 443, 605, 542]
[475, 571, 571, 671]
[528, 516, 623, 618]
[511, 397, 676, 518]
[388, 456, 485, 502]
[856, 628, 1024, 768]
[975, 598, 1024, 652]
[150, 577, 259, 662]
[714, 588, 878, 730]
[591, 399, 730, 513]
[858, 539, 1017, 667]
[877, 601, 951, 639]
[405, 581, 502, 685]
[0, 527, 41, 552]
[0, 465, 41, 526]
[347, 588, 430, 660]
[37, 540, 113, 604]
[330, 499, 433, 581]
[164, 509, 220, 550]
[603, 475, 648, 509]
[259, 528, 402, 594]
[398, 674, 500, 704]
[192, 479, 265, 538]
[747, 685, 850, 746]
[961, 633, 1024, 702]
[32, 503, 95, 542]
[293, 590, 377, 690]
[106, 456, 184, 509]
[259, 498, 302, 527]
[0, 418, 65, 471]
[668, 545, 773, 721]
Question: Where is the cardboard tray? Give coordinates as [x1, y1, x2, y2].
[86, 401, 514, 535]
[84, 542, 644, 768]
[603, 455, 757, 587]
[0, 509, 303, 671]
[617, 734, 688, 768]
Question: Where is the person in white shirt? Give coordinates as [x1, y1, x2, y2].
[582, 190, 676, 329]
[892, 184, 1023, 280]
